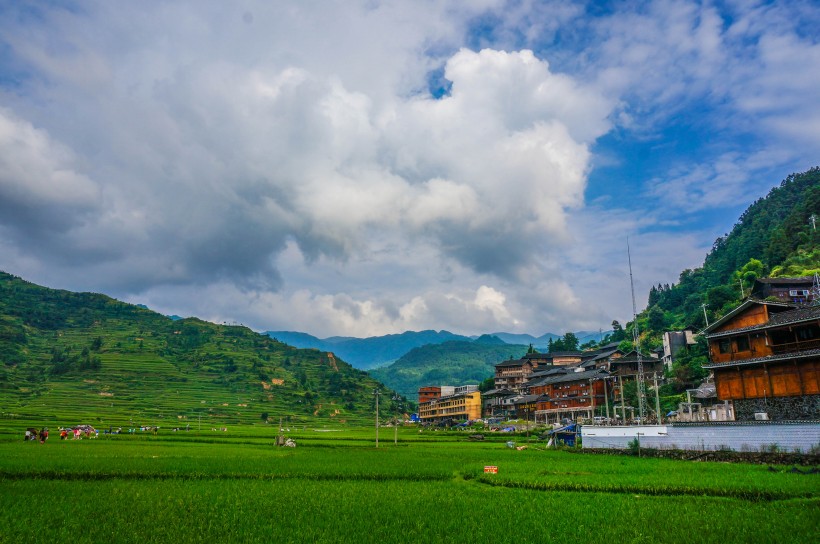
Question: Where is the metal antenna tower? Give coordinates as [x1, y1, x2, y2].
[811, 272, 820, 306]
[627, 239, 646, 420]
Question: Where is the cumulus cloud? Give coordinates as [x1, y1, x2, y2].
[0, 1, 816, 337]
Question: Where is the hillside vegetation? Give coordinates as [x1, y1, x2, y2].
[266, 329, 475, 369]
[0, 272, 401, 429]
[602, 167, 820, 392]
[370, 340, 527, 398]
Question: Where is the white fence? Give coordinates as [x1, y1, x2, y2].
[581, 422, 820, 453]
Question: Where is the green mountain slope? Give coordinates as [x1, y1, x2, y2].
[370, 341, 528, 398]
[0, 272, 400, 429]
[266, 329, 473, 369]
[600, 167, 820, 393]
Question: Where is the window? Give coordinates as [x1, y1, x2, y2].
[735, 336, 750, 352]
[718, 339, 731, 354]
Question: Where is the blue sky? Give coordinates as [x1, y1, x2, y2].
[0, 1, 818, 337]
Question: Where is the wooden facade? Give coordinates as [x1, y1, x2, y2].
[530, 369, 608, 423]
[703, 301, 820, 418]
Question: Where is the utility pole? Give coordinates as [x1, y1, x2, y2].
[810, 214, 817, 231]
[627, 239, 646, 420]
[738, 278, 745, 299]
[653, 373, 662, 424]
[619, 377, 626, 424]
[701, 303, 710, 327]
[589, 379, 595, 421]
[392, 394, 401, 446]
[603, 378, 610, 420]
[373, 389, 381, 448]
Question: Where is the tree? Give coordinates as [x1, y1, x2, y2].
[561, 332, 579, 351]
[611, 321, 627, 342]
[647, 306, 665, 333]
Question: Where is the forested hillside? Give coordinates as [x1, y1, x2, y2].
[0, 272, 402, 428]
[267, 329, 473, 369]
[610, 167, 820, 390]
[369, 340, 527, 398]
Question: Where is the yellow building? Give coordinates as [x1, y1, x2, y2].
[418, 391, 482, 423]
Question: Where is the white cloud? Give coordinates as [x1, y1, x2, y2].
[0, 1, 816, 338]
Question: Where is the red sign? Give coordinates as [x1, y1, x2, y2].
[484, 466, 498, 474]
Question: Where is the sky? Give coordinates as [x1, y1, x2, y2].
[1, 0, 818, 338]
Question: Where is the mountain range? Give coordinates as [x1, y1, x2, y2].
[266, 329, 607, 370]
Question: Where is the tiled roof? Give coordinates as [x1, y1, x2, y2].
[702, 299, 795, 335]
[706, 305, 820, 338]
[754, 277, 812, 285]
[528, 368, 609, 387]
[610, 350, 660, 364]
[703, 348, 820, 369]
[514, 394, 542, 404]
[495, 359, 527, 367]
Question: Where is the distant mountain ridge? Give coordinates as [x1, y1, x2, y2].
[266, 330, 472, 369]
[266, 329, 608, 370]
[369, 340, 528, 399]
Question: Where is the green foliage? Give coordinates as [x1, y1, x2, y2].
[370, 341, 526, 398]
[0, 271, 395, 427]
[623, 168, 820, 391]
[549, 332, 579, 352]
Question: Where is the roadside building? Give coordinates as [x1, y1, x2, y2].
[418, 386, 455, 404]
[702, 299, 820, 420]
[751, 277, 815, 304]
[481, 388, 517, 419]
[607, 350, 663, 380]
[417, 389, 482, 424]
[530, 368, 610, 424]
[494, 358, 539, 393]
[662, 330, 697, 370]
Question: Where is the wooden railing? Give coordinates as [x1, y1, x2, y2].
[771, 337, 820, 354]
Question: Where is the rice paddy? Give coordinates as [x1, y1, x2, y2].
[0, 427, 817, 543]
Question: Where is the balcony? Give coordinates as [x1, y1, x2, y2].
[770, 338, 820, 355]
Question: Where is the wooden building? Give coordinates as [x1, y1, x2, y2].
[529, 368, 609, 424]
[494, 358, 539, 393]
[751, 277, 815, 304]
[702, 300, 820, 420]
[607, 350, 663, 379]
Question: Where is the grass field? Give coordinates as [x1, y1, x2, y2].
[0, 427, 817, 544]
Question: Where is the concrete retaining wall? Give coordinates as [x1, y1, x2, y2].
[581, 422, 820, 453]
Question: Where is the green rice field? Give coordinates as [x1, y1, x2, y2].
[0, 427, 817, 543]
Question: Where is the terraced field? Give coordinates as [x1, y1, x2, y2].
[0, 428, 816, 543]
[0, 272, 404, 430]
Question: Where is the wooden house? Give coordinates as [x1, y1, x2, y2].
[529, 368, 609, 424]
[751, 277, 814, 304]
[702, 299, 820, 420]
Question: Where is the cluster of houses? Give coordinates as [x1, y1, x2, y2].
[416, 276, 820, 426]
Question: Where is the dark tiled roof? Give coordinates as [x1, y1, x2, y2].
[522, 352, 549, 359]
[514, 394, 542, 404]
[706, 305, 820, 339]
[691, 381, 716, 399]
[702, 299, 795, 335]
[754, 277, 812, 285]
[610, 350, 660, 364]
[483, 388, 516, 397]
[528, 367, 568, 379]
[703, 348, 820, 369]
[495, 359, 527, 368]
[529, 368, 609, 387]
[550, 351, 584, 357]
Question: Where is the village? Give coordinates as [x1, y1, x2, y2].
[416, 276, 820, 452]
